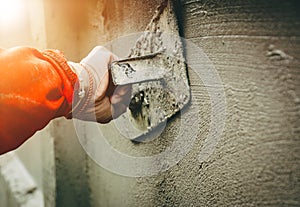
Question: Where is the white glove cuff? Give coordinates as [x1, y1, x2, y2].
[67, 61, 94, 117]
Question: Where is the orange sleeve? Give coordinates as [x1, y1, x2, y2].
[0, 46, 78, 154]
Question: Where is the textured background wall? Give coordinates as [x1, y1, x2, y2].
[77, 0, 300, 206]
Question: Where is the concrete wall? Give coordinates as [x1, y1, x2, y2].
[77, 0, 300, 206]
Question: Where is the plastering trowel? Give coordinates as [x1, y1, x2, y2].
[110, 0, 190, 142]
[111, 51, 166, 85]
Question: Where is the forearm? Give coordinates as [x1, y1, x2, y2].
[0, 46, 77, 154]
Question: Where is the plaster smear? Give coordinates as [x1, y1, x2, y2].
[117, 0, 191, 141]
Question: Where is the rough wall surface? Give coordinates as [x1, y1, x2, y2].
[81, 0, 300, 207]
[30, 0, 300, 206]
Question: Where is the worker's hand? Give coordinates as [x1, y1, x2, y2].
[68, 46, 131, 123]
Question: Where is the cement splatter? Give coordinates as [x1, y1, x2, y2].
[266, 44, 293, 61]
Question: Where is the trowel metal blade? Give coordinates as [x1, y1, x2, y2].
[110, 52, 166, 85]
[110, 0, 190, 142]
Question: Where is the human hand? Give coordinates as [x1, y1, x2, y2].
[68, 46, 131, 123]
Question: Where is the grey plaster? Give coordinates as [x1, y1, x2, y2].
[83, 0, 300, 206]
